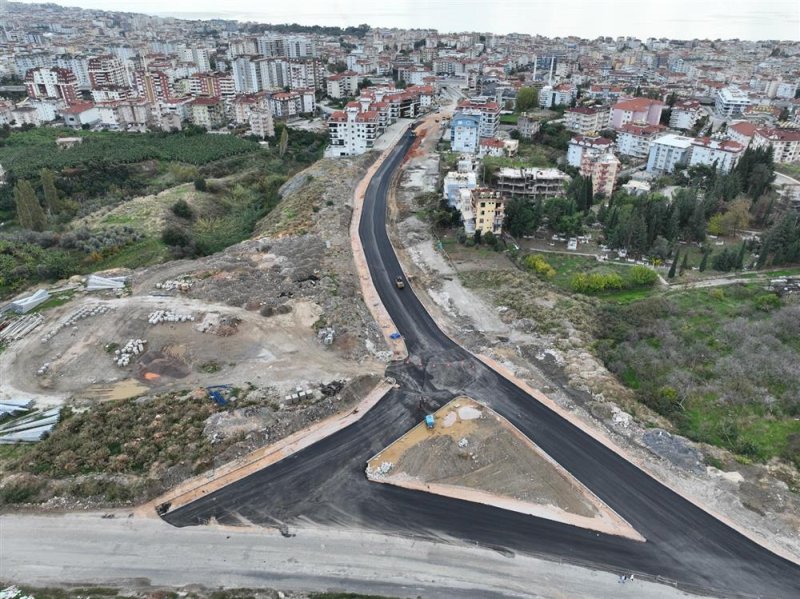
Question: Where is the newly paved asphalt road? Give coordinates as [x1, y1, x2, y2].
[164, 130, 800, 598]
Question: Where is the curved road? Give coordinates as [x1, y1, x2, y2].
[164, 129, 800, 598]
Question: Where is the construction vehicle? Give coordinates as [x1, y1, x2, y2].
[425, 414, 435, 429]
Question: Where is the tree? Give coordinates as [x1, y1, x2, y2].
[278, 127, 289, 158]
[194, 178, 207, 192]
[736, 243, 746, 269]
[473, 229, 482, 244]
[680, 252, 689, 275]
[504, 198, 540, 238]
[14, 180, 46, 231]
[515, 87, 539, 112]
[668, 250, 680, 279]
[699, 248, 709, 272]
[40, 169, 61, 215]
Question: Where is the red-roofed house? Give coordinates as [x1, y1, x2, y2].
[751, 128, 800, 163]
[477, 137, 506, 158]
[616, 123, 664, 158]
[727, 121, 758, 148]
[610, 98, 665, 129]
[59, 102, 99, 128]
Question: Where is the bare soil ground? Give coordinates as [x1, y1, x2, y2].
[367, 396, 641, 539]
[388, 131, 800, 560]
[0, 153, 393, 509]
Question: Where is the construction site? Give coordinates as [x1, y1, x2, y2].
[0, 155, 392, 499]
[366, 396, 642, 539]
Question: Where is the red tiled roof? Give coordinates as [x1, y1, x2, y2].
[612, 98, 664, 112]
[617, 123, 664, 135]
[568, 106, 607, 115]
[729, 121, 757, 136]
[756, 127, 800, 142]
[480, 137, 505, 147]
[60, 101, 95, 115]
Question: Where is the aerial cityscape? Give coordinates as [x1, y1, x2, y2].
[0, 1, 800, 598]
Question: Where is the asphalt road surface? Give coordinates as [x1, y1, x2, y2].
[163, 130, 800, 598]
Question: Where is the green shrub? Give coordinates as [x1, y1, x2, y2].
[171, 199, 193, 219]
[161, 225, 190, 247]
[571, 271, 624, 293]
[522, 254, 556, 279]
[754, 293, 781, 312]
[627, 265, 659, 287]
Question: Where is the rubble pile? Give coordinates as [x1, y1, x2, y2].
[40, 304, 114, 343]
[147, 310, 195, 325]
[114, 338, 147, 367]
[156, 278, 194, 292]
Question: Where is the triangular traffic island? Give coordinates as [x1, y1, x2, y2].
[366, 396, 645, 541]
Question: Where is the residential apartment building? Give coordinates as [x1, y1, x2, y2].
[538, 83, 577, 108]
[567, 135, 614, 167]
[669, 99, 702, 130]
[517, 112, 541, 139]
[250, 109, 275, 138]
[727, 121, 757, 148]
[610, 97, 664, 129]
[646, 133, 694, 174]
[456, 98, 500, 138]
[714, 87, 751, 119]
[688, 138, 744, 173]
[565, 106, 610, 135]
[443, 170, 477, 207]
[465, 188, 505, 236]
[450, 111, 481, 153]
[326, 71, 359, 99]
[231, 56, 260, 94]
[134, 70, 171, 103]
[327, 103, 380, 156]
[616, 123, 663, 158]
[88, 55, 129, 88]
[269, 89, 316, 118]
[751, 128, 800, 163]
[190, 96, 225, 129]
[580, 152, 620, 197]
[25, 67, 79, 104]
[494, 167, 569, 200]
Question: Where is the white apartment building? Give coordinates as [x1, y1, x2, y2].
[751, 128, 800, 163]
[565, 106, 610, 135]
[567, 135, 614, 167]
[268, 89, 315, 118]
[456, 98, 500, 138]
[249, 109, 275, 138]
[669, 99, 702, 130]
[443, 170, 477, 207]
[326, 71, 359, 99]
[688, 138, 744, 173]
[616, 123, 663, 158]
[646, 134, 694, 174]
[231, 56, 260, 94]
[327, 104, 380, 156]
[714, 87, 751, 119]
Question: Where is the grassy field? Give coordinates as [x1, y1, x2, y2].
[597, 284, 800, 467]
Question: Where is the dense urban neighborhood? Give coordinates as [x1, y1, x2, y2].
[1, 2, 800, 599]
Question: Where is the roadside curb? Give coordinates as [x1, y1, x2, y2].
[144, 378, 396, 516]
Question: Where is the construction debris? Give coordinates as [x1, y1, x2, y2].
[40, 304, 114, 343]
[366, 461, 394, 478]
[9, 289, 50, 314]
[0, 407, 61, 444]
[85, 274, 127, 291]
[0, 314, 44, 343]
[147, 310, 195, 325]
[0, 399, 32, 416]
[156, 278, 194, 292]
[317, 326, 335, 345]
[284, 385, 315, 404]
[114, 338, 147, 367]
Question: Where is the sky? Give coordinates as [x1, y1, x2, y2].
[17, 0, 800, 41]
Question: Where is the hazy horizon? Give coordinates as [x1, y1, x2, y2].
[15, 0, 800, 41]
